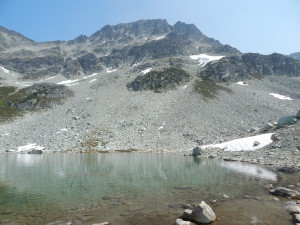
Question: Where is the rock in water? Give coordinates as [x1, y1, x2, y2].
[192, 201, 216, 224]
[270, 187, 300, 198]
[192, 146, 202, 156]
[293, 214, 300, 223]
[174, 219, 196, 225]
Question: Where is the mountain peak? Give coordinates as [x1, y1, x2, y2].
[0, 26, 34, 51]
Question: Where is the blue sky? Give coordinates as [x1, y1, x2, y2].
[0, 0, 299, 55]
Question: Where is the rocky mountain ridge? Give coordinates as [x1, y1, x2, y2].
[0, 19, 299, 155]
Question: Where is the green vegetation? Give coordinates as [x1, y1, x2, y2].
[128, 67, 191, 92]
[0, 86, 22, 122]
[193, 79, 233, 101]
[0, 84, 72, 123]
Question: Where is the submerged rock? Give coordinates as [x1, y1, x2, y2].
[270, 187, 300, 198]
[174, 219, 196, 225]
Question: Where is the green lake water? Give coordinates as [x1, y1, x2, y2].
[0, 153, 299, 225]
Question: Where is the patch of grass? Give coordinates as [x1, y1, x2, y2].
[193, 79, 233, 101]
[115, 149, 140, 153]
[249, 73, 264, 80]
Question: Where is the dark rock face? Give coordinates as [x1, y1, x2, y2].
[127, 67, 191, 92]
[62, 58, 84, 78]
[77, 53, 103, 74]
[199, 53, 300, 81]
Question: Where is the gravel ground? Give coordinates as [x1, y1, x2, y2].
[0, 67, 299, 170]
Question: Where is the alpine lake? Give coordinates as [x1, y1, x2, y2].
[0, 153, 299, 225]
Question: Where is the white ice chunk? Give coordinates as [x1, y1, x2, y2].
[269, 93, 293, 100]
[202, 133, 274, 152]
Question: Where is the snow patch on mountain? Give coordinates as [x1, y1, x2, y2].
[190, 54, 224, 67]
[236, 81, 248, 86]
[57, 79, 79, 85]
[269, 93, 293, 100]
[202, 133, 274, 152]
[141, 68, 152, 75]
[106, 68, 117, 73]
[0, 66, 9, 74]
[17, 143, 44, 152]
[155, 35, 165, 40]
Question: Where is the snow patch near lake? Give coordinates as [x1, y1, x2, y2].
[141, 68, 152, 75]
[106, 68, 117, 73]
[202, 133, 274, 152]
[269, 93, 293, 100]
[190, 54, 224, 67]
[0, 66, 9, 74]
[17, 143, 44, 153]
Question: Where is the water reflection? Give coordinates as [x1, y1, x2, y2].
[220, 161, 277, 181]
[0, 153, 278, 214]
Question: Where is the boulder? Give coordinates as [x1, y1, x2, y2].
[293, 214, 300, 223]
[28, 150, 43, 154]
[191, 146, 202, 157]
[277, 116, 298, 128]
[296, 109, 300, 118]
[253, 141, 260, 147]
[192, 201, 216, 224]
[270, 187, 300, 198]
[286, 206, 300, 214]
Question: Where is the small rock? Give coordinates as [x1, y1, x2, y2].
[223, 195, 229, 199]
[182, 209, 194, 221]
[266, 184, 273, 189]
[286, 206, 300, 214]
[288, 185, 296, 189]
[192, 201, 216, 224]
[293, 214, 300, 223]
[272, 197, 280, 201]
[270, 187, 300, 198]
[28, 149, 43, 154]
[253, 141, 260, 147]
[271, 134, 280, 141]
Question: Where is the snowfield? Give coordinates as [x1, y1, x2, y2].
[17, 143, 44, 153]
[202, 133, 274, 152]
[0, 66, 9, 74]
[190, 54, 224, 67]
[269, 93, 293, 100]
